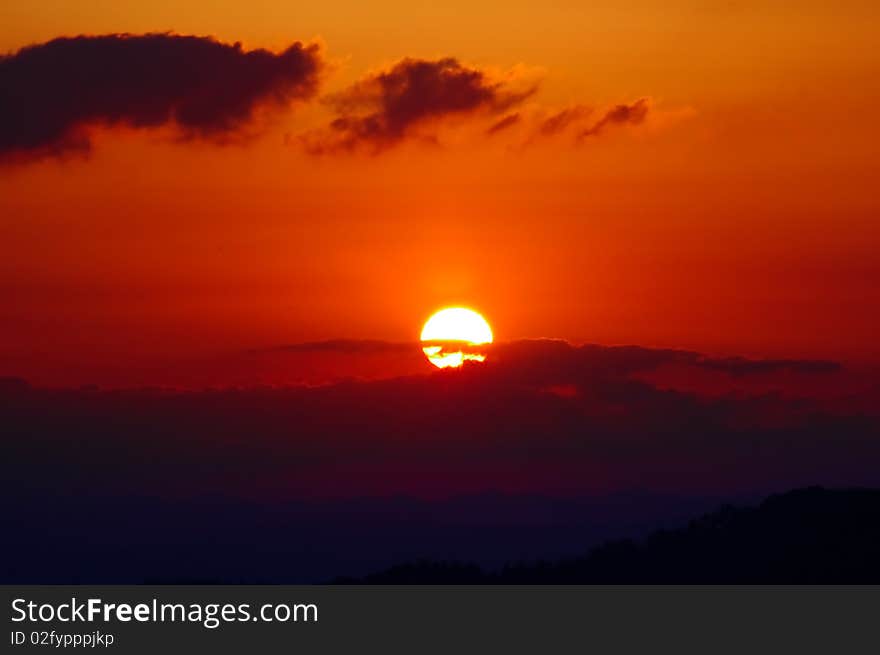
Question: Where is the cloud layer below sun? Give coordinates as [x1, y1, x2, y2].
[0, 32, 685, 162]
[2, 339, 878, 501]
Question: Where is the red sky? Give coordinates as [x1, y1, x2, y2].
[1, 2, 879, 387]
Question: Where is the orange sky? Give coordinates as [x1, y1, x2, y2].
[1, 1, 879, 385]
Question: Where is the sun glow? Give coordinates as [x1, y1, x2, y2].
[420, 307, 493, 368]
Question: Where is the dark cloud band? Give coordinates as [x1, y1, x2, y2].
[0, 33, 323, 160]
[304, 57, 537, 153]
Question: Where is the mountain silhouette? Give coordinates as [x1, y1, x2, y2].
[338, 487, 880, 583]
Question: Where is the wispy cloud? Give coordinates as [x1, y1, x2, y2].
[301, 57, 537, 153]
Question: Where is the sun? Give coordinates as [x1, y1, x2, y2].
[420, 307, 493, 368]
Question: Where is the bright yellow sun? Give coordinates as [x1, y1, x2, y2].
[420, 307, 493, 368]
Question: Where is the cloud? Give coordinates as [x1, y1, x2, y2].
[522, 99, 676, 147]
[579, 97, 651, 139]
[695, 356, 841, 377]
[537, 105, 592, 137]
[302, 57, 537, 153]
[486, 340, 841, 386]
[0, 33, 323, 161]
[486, 112, 521, 136]
[1, 341, 874, 506]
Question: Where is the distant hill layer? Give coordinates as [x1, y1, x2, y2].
[342, 487, 880, 583]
